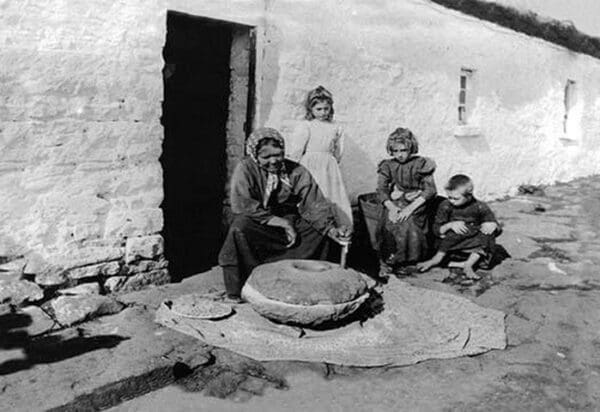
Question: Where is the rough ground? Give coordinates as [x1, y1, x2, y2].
[4, 176, 600, 411]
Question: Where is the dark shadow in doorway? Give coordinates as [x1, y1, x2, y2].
[161, 11, 234, 281]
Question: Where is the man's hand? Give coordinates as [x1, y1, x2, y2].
[328, 226, 352, 244]
[480, 221, 498, 235]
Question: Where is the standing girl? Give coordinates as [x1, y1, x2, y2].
[376, 127, 437, 275]
[287, 86, 353, 228]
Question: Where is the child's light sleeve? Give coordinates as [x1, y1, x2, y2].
[333, 125, 345, 163]
[286, 122, 310, 162]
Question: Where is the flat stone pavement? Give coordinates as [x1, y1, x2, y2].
[4, 176, 600, 411]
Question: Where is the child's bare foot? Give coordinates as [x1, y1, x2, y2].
[447, 261, 465, 268]
[417, 260, 436, 273]
[463, 266, 481, 280]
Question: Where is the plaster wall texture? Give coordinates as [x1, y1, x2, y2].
[0, 0, 173, 308]
[0, 0, 165, 259]
[2, 0, 600, 306]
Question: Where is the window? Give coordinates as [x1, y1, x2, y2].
[563, 79, 576, 134]
[458, 68, 474, 124]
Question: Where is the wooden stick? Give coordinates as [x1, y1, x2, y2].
[340, 241, 350, 269]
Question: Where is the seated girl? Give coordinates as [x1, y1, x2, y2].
[417, 174, 501, 279]
[376, 128, 437, 275]
[218, 127, 351, 302]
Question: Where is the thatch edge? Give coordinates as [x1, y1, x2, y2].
[429, 0, 600, 60]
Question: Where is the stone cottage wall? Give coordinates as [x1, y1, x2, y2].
[0, 0, 168, 319]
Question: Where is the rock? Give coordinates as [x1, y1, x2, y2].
[19, 306, 55, 336]
[242, 260, 370, 327]
[27, 247, 124, 276]
[58, 283, 101, 296]
[123, 258, 168, 275]
[53, 246, 124, 269]
[119, 269, 170, 292]
[518, 184, 545, 197]
[0, 279, 44, 306]
[0, 271, 23, 281]
[0, 258, 27, 274]
[24, 253, 50, 275]
[104, 276, 128, 293]
[66, 261, 121, 280]
[125, 235, 164, 263]
[50, 295, 125, 326]
[0, 304, 11, 315]
[35, 266, 69, 287]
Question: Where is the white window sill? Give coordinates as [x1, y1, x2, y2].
[453, 125, 482, 138]
[559, 134, 579, 144]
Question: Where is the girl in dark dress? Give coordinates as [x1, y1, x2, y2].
[376, 128, 437, 275]
[417, 174, 501, 279]
[218, 127, 351, 301]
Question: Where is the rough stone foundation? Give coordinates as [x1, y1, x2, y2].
[0, 233, 168, 331]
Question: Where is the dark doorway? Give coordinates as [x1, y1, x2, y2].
[161, 11, 247, 280]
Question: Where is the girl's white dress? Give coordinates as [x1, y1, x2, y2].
[287, 120, 353, 227]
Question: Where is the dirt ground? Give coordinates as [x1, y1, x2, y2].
[112, 176, 600, 412]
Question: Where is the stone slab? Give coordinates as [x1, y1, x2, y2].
[125, 235, 164, 263]
[17, 305, 57, 336]
[50, 295, 125, 327]
[116, 266, 225, 310]
[119, 269, 170, 292]
[67, 261, 121, 280]
[104, 276, 128, 293]
[0, 279, 44, 306]
[58, 283, 101, 296]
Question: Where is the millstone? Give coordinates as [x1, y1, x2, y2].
[242, 260, 370, 327]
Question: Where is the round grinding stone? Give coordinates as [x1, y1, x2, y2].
[242, 260, 369, 327]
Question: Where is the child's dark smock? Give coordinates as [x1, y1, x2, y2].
[376, 156, 437, 265]
[433, 197, 500, 258]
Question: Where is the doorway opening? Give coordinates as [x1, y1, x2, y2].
[161, 11, 255, 280]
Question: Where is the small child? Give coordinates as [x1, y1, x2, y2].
[287, 86, 353, 227]
[417, 174, 501, 279]
[376, 128, 437, 275]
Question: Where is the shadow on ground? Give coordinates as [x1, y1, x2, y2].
[0, 312, 128, 376]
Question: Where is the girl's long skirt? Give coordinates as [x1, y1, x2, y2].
[376, 203, 430, 266]
[218, 215, 333, 297]
[300, 152, 353, 228]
